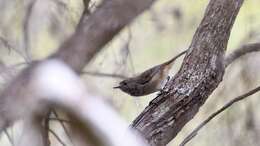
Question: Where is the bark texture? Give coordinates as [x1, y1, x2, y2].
[132, 0, 244, 146]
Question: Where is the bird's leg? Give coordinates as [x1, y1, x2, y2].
[157, 75, 171, 96]
[150, 76, 172, 106]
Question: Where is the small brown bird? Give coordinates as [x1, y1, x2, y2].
[114, 50, 187, 96]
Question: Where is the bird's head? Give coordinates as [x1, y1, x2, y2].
[114, 78, 143, 96]
[114, 80, 130, 92]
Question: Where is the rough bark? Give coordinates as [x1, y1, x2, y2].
[131, 0, 244, 146]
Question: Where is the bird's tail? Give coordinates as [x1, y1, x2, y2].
[163, 50, 187, 66]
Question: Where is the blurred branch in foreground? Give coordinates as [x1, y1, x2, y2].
[32, 59, 149, 146]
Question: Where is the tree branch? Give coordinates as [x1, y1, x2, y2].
[32, 60, 149, 146]
[179, 85, 260, 146]
[50, 0, 156, 73]
[43, 111, 51, 146]
[0, 36, 28, 61]
[81, 71, 128, 79]
[225, 42, 260, 67]
[49, 117, 71, 124]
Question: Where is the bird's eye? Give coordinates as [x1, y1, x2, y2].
[122, 81, 127, 85]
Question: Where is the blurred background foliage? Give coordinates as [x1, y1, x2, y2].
[0, 0, 260, 146]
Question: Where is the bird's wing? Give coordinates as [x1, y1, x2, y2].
[136, 65, 162, 84]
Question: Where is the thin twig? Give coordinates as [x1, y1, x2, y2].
[49, 117, 71, 124]
[0, 36, 29, 62]
[179, 85, 260, 146]
[43, 111, 51, 146]
[126, 27, 135, 74]
[81, 71, 128, 79]
[0, 36, 13, 53]
[117, 27, 134, 76]
[49, 128, 67, 146]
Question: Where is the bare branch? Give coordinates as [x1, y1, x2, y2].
[225, 42, 260, 67]
[43, 111, 51, 146]
[0, 36, 29, 62]
[49, 117, 71, 124]
[81, 71, 128, 79]
[33, 59, 149, 146]
[124, 28, 135, 73]
[0, 36, 13, 52]
[179, 85, 260, 146]
[51, 0, 156, 73]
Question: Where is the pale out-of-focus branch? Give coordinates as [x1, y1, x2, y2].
[17, 117, 46, 146]
[32, 59, 149, 146]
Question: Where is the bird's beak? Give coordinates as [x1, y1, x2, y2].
[113, 86, 121, 89]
